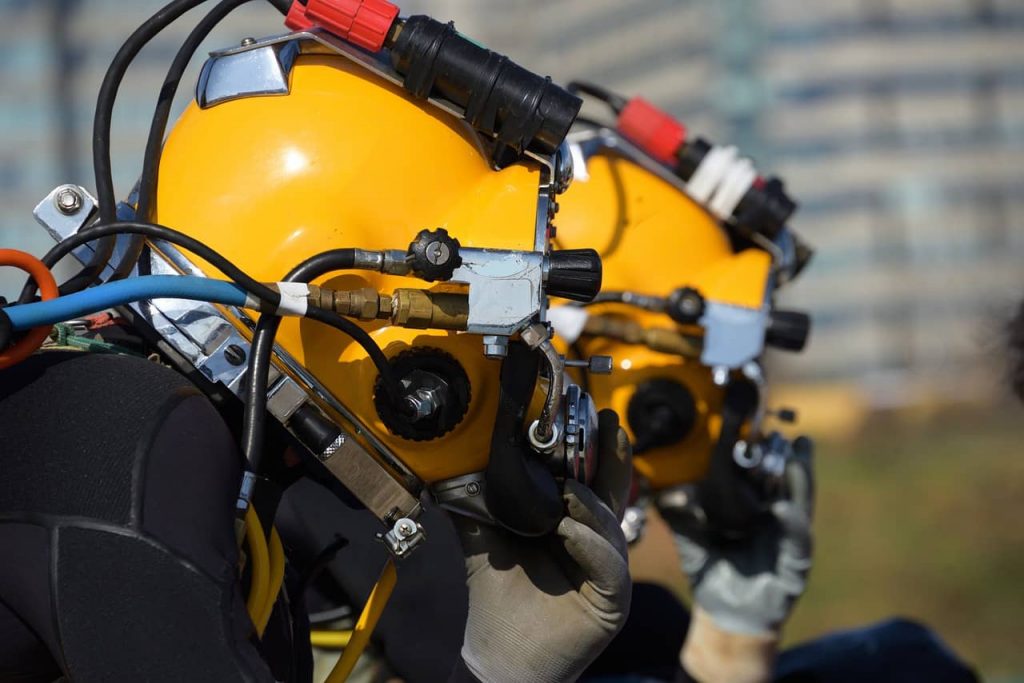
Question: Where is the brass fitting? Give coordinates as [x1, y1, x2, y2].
[390, 289, 469, 330]
[583, 315, 702, 358]
[305, 285, 469, 330]
[307, 285, 388, 321]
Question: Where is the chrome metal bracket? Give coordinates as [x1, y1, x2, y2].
[197, 40, 300, 108]
[33, 185, 98, 248]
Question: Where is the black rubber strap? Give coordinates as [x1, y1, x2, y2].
[483, 342, 562, 537]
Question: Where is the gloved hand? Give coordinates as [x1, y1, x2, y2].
[658, 436, 814, 683]
[452, 409, 633, 683]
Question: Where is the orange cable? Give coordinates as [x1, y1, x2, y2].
[0, 249, 59, 369]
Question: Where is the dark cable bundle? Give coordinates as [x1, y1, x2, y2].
[36, 0, 293, 299]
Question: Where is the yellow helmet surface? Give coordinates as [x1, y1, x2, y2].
[155, 51, 553, 485]
[553, 144, 772, 489]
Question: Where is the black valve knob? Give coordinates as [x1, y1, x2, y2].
[627, 379, 697, 454]
[407, 228, 463, 282]
[546, 249, 602, 302]
[766, 309, 811, 352]
[667, 287, 705, 325]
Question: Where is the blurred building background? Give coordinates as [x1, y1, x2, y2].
[0, 1, 1022, 678]
[2, 0, 1022, 412]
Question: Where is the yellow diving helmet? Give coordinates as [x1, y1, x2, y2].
[550, 86, 812, 536]
[141, 15, 606, 546]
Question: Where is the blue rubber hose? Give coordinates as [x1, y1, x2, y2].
[5, 276, 252, 331]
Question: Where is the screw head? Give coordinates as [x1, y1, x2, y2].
[224, 344, 247, 366]
[240, 37, 257, 46]
[54, 187, 83, 215]
[424, 241, 451, 266]
[465, 481, 481, 496]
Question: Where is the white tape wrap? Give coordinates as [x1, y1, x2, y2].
[687, 145, 737, 204]
[547, 305, 590, 344]
[687, 144, 758, 220]
[709, 156, 757, 219]
[276, 282, 310, 316]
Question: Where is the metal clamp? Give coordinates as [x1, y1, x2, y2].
[379, 517, 426, 558]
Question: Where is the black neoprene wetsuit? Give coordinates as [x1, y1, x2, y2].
[0, 351, 290, 682]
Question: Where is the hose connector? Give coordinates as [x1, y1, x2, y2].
[521, 323, 563, 444]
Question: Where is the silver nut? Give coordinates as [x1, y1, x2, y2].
[54, 187, 83, 215]
[405, 387, 440, 421]
[483, 335, 509, 359]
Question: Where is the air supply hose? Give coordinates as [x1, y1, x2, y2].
[0, 249, 58, 369]
[324, 559, 398, 683]
[112, 0, 260, 282]
[52, 0, 294, 296]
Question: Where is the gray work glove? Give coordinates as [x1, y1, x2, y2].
[454, 409, 633, 683]
[659, 436, 814, 683]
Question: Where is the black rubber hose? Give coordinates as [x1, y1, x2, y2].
[566, 80, 629, 115]
[304, 308, 400, 398]
[241, 250, 405, 473]
[17, 222, 280, 306]
[53, 0, 214, 298]
[111, 0, 255, 283]
[60, 0, 294, 294]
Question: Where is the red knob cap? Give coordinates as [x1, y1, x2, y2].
[617, 97, 687, 165]
[303, 0, 400, 52]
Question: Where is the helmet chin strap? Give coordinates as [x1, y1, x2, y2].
[484, 341, 563, 537]
[695, 379, 765, 540]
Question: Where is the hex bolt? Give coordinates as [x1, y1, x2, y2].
[54, 187, 83, 215]
[483, 335, 509, 359]
[224, 344, 247, 366]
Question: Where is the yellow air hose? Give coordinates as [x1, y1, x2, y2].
[310, 629, 353, 649]
[325, 558, 398, 683]
[255, 526, 286, 637]
[243, 507, 270, 628]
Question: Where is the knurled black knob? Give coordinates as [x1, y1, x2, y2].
[407, 228, 463, 282]
[766, 309, 811, 352]
[667, 287, 705, 325]
[547, 248, 602, 302]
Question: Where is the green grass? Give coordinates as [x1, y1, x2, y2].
[783, 406, 1024, 678]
